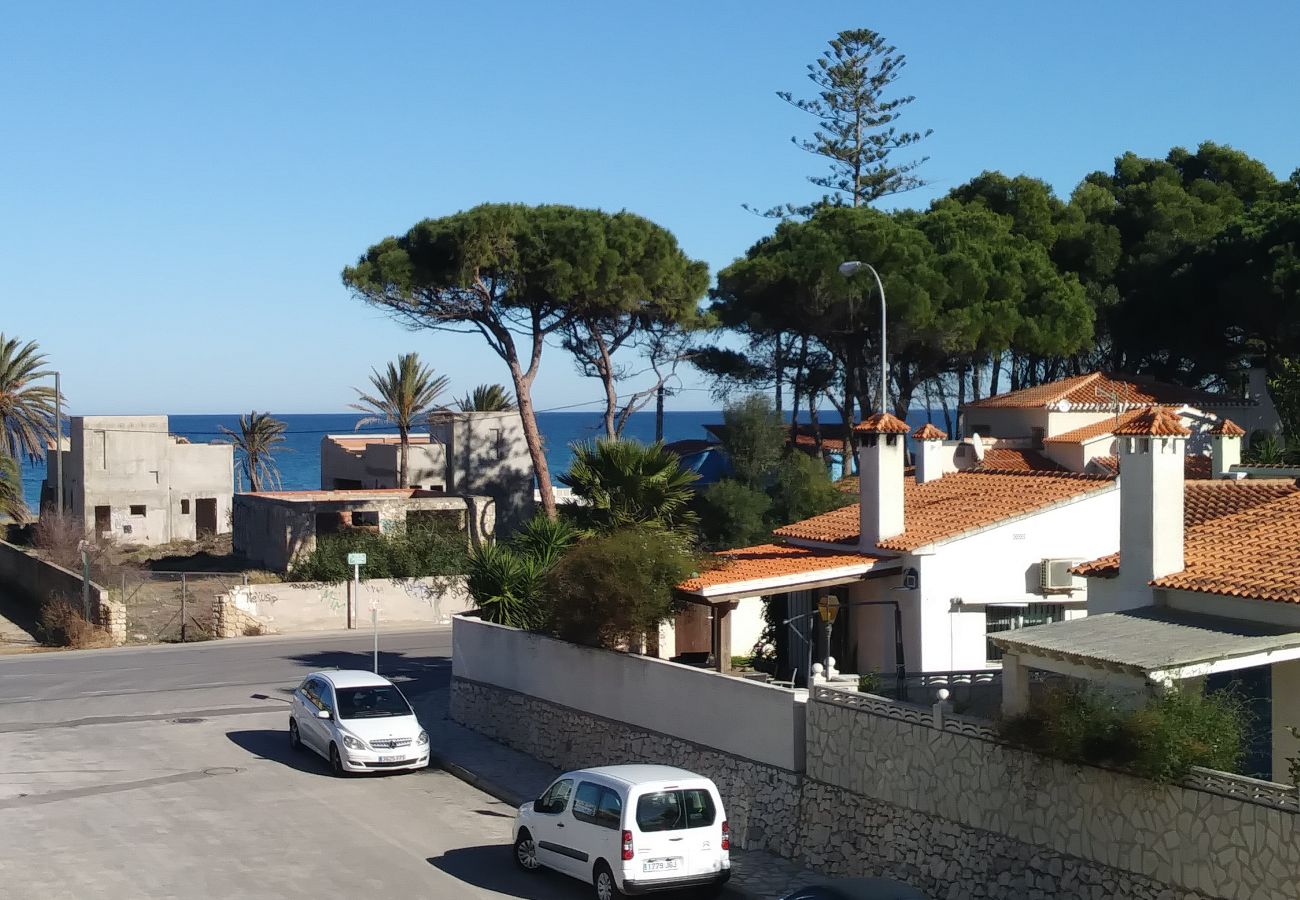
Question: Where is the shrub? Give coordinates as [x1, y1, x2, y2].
[39, 597, 112, 649]
[858, 672, 882, 694]
[718, 394, 786, 489]
[466, 514, 578, 627]
[544, 526, 701, 650]
[696, 479, 772, 549]
[288, 522, 468, 583]
[999, 683, 1247, 784]
[769, 451, 855, 525]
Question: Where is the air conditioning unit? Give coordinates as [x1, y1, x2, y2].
[1039, 558, 1075, 593]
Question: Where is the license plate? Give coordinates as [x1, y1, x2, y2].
[379, 755, 403, 763]
[642, 858, 680, 873]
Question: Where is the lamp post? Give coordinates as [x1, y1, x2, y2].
[53, 371, 62, 515]
[838, 261, 888, 414]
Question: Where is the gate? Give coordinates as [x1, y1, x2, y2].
[113, 571, 250, 643]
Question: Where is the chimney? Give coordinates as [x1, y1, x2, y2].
[1114, 407, 1189, 600]
[1209, 418, 1245, 478]
[856, 413, 909, 550]
[912, 423, 948, 484]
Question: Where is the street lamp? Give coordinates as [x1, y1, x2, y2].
[838, 261, 888, 414]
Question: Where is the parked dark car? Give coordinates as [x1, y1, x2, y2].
[780, 876, 926, 900]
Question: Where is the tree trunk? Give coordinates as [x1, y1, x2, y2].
[593, 329, 618, 439]
[248, 453, 260, 493]
[956, 362, 967, 413]
[505, 358, 555, 519]
[990, 352, 1002, 396]
[809, 392, 822, 453]
[842, 358, 859, 463]
[788, 334, 809, 449]
[971, 361, 982, 403]
[398, 426, 409, 488]
[773, 334, 786, 413]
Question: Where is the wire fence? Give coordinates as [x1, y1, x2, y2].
[112, 571, 252, 643]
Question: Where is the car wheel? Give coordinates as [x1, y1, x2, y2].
[513, 830, 540, 872]
[329, 743, 346, 777]
[593, 861, 624, 900]
[289, 719, 302, 752]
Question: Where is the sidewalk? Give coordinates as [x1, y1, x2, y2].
[415, 687, 825, 900]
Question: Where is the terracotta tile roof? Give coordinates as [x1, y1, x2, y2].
[1210, 418, 1246, 437]
[704, 424, 846, 453]
[974, 447, 1067, 473]
[328, 434, 435, 453]
[912, 423, 948, 440]
[1073, 480, 1300, 578]
[775, 470, 1115, 551]
[677, 543, 879, 594]
[855, 412, 910, 434]
[1113, 406, 1191, 437]
[1153, 489, 1300, 601]
[1087, 453, 1217, 480]
[1043, 410, 1145, 445]
[963, 372, 1237, 411]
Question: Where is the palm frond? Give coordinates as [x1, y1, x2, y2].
[0, 334, 59, 462]
[457, 384, 517, 412]
[221, 411, 289, 492]
[559, 438, 699, 534]
[0, 450, 28, 523]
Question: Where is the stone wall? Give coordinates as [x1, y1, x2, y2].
[227, 576, 471, 633]
[805, 689, 1300, 900]
[451, 677, 803, 857]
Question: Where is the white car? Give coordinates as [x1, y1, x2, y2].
[513, 765, 731, 899]
[288, 669, 430, 776]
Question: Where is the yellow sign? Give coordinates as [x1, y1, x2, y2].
[817, 595, 841, 624]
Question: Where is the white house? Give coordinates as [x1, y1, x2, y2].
[993, 409, 1300, 783]
[675, 413, 1123, 680]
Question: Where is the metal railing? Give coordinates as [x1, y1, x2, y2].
[812, 685, 1300, 813]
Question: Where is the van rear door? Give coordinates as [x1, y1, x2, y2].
[629, 782, 725, 885]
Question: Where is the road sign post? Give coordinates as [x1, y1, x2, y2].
[347, 552, 366, 630]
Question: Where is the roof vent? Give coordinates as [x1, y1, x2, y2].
[1039, 558, 1075, 593]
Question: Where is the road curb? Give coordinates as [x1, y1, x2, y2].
[429, 750, 527, 808]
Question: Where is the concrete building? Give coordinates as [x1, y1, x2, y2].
[42, 415, 233, 545]
[320, 410, 533, 531]
[233, 488, 494, 573]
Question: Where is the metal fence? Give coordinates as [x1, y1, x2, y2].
[112, 571, 251, 643]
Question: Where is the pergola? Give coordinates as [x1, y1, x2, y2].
[675, 543, 893, 673]
[991, 606, 1300, 715]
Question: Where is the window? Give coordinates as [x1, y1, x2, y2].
[335, 685, 412, 720]
[986, 604, 1066, 661]
[129, 504, 146, 516]
[180, 499, 190, 514]
[635, 789, 716, 832]
[969, 423, 990, 436]
[537, 779, 574, 815]
[573, 782, 622, 830]
[352, 510, 379, 527]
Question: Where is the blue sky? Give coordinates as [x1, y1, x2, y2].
[3, 1, 1297, 415]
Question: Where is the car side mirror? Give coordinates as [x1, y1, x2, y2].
[317, 709, 331, 720]
[532, 799, 544, 813]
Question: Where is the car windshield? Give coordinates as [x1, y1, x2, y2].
[335, 685, 411, 719]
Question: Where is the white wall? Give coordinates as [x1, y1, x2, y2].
[731, 596, 766, 655]
[453, 616, 807, 771]
[912, 487, 1120, 671]
[230, 576, 471, 631]
[1273, 660, 1300, 784]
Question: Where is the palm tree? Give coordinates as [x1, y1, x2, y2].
[0, 334, 59, 462]
[0, 451, 27, 523]
[457, 383, 517, 412]
[559, 439, 700, 534]
[350, 353, 449, 488]
[220, 412, 289, 492]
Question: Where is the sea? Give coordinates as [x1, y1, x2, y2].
[17, 408, 942, 511]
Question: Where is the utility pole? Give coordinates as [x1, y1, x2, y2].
[655, 383, 665, 442]
[54, 371, 63, 515]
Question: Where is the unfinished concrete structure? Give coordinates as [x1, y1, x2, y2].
[42, 416, 233, 545]
[320, 409, 533, 531]
[232, 488, 494, 573]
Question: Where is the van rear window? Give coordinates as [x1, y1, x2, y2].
[635, 789, 716, 832]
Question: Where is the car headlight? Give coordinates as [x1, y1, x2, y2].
[416, 730, 429, 746]
[342, 734, 368, 751]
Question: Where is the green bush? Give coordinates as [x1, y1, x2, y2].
[769, 450, 855, 525]
[696, 479, 773, 549]
[288, 523, 468, 583]
[544, 526, 701, 650]
[466, 514, 579, 627]
[999, 683, 1247, 784]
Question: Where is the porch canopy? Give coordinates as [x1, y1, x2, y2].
[991, 606, 1300, 714]
[675, 543, 894, 673]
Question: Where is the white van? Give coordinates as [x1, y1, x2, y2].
[512, 764, 731, 898]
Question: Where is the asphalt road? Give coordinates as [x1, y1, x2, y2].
[0, 629, 590, 899]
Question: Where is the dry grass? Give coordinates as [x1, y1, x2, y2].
[39, 598, 113, 649]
